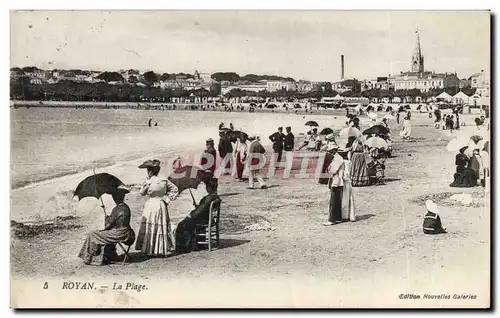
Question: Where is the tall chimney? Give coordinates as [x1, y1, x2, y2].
[341, 55, 345, 80]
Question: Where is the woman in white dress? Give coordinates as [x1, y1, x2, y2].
[135, 159, 179, 257]
[399, 116, 412, 140]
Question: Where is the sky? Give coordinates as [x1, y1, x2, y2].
[10, 10, 490, 81]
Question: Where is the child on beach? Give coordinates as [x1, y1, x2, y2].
[422, 200, 447, 235]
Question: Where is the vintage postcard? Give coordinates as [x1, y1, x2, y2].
[10, 10, 490, 308]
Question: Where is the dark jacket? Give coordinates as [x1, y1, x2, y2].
[104, 203, 131, 230]
[175, 193, 221, 253]
[201, 147, 217, 173]
[218, 137, 233, 158]
[269, 132, 285, 151]
[422, 211, 446, 234]
[455, 153, 469, 168]
[284, 133, 295, 151]
[189, 193, 221, 223]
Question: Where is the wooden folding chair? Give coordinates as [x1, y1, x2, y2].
[117, 229, 135, 265]
[195, 199, 221, 251]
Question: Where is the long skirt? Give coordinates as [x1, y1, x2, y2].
[328, 186, 343, 222]
[341, 181, 356, 221]
[350, 153, 370, 187]
[450, 167, 477, 188]
[136, 197, 174, 256]
[78, 227, 131, 264]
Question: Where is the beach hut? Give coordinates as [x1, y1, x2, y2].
[436, 91, 452, 102]
[332, 94, 345, 101]
[452, 91, 471, 105]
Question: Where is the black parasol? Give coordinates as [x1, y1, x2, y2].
[319, 127, 334, 136]
[168, 165, 216, 206]
[228, 130, 249, 142]
[74, 173, 125, 201]
[362, 125, 390, 136]
[305, 120, 319, 127]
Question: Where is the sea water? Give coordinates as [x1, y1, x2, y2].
[11, 107, 347, 190]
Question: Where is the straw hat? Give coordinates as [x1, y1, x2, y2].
[425, 200, 439, 214]
[325, 133, 336, 141]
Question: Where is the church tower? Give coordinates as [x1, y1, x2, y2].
[411, 28, 424, 73]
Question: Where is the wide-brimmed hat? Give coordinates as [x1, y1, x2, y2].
[206, 138, 214, 144]
[138, 159, 161, 169]
[115, 184, 131, 194]
[326, 143, 339, 152]
[425, 200, 439, 214]
[248, 136, 256, 141]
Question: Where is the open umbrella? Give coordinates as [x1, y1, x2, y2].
[305, 120, 319, 127]
[363, 125, 389, 135]
[74, 173, 125, 201]
[74, 172, 127, 216]
[168, 165, 215, 206]
[446, 136, 473, 152]
[320, 127, 334, 136]
[367, 112, 378, 120]
[365, 137, 389, 149]
[228, 130, 249, 142]
[339, 127, 362, 138]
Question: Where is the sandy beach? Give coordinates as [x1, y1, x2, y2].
[10, 111, 489, 308]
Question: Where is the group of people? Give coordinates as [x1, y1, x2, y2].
[78, 160, 221, 265]
[450, 140, 489, 188]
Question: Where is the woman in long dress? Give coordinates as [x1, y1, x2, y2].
[399, 116, 412, 140]
[349, 138, 370, 187]
[340, 150, 355, 222]
[135, 160, 179, 257]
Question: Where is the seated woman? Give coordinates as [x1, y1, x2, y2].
[349, 138, 370, 187]
[78, 188, 135, 265]
[450, 146, 477, 188]
[173, 178, 220, 254]
[366, 148, 386, 185]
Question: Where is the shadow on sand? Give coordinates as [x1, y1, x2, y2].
[384, 178, 401, 183]
[118, 239, 251, 263]
[356, 214, 376, 222]
[217, 238, 251, 250]
[218, 192, 241, 198]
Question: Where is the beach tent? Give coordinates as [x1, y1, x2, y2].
[436, 91, 452, 102]
[393, 97, 402, 103]
[377, 105, 384, 111]
[452, 91, 471, 105]
[385, 105, 393, 112]
[419, 104, 431, 112]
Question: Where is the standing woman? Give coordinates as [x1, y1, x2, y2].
[340, 149, 356, 222]
[349, 138, 370, 187]
[135, 159, 179, 257]
[399, 116, 412, 140]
